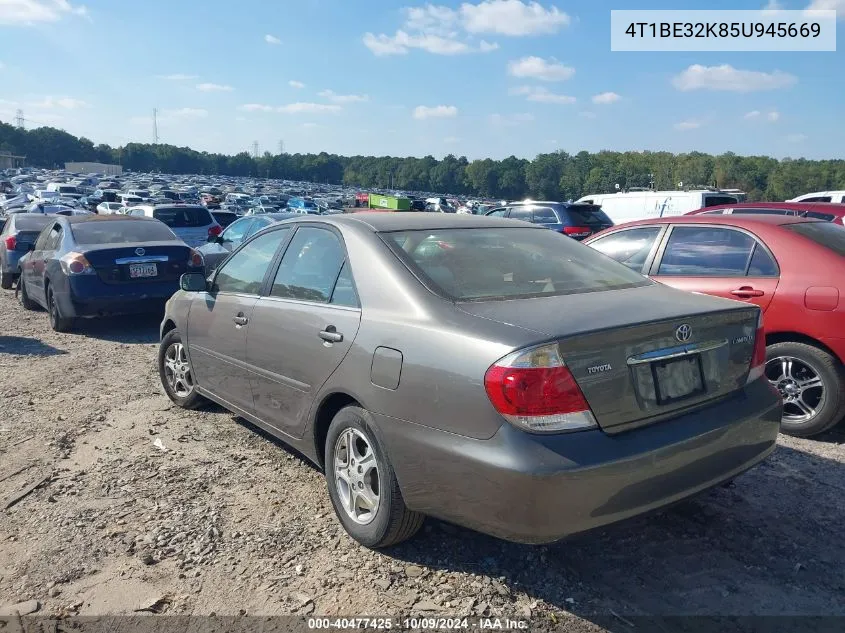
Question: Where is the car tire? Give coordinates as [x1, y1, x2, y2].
[158, 329, 205, 409]
[47, 286, 74, 332]
[766, 341, 845, 437]
[0, 269, 12, 290]
[324, 406, 424, 549]
[18, 276, 38, 310]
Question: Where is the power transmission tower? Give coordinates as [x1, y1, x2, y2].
[152, 108, 159, 144]
[278, 140, 284, 154]
[15, 109, 24, 129]
[252, 141, 260, 158]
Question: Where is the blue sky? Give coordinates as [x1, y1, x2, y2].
[0, 0, 842, 160]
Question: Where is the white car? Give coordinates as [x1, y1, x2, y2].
[787, 190, 845, 204]
[96, 202, 124, 215]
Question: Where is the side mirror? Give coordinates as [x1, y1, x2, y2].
[15, 242, 34, 252]
[180, 272, 208, 292]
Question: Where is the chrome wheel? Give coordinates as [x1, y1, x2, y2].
[163, 342, 195, 398]
[766, 355, 825, 424]
[333, 428, 380, 525]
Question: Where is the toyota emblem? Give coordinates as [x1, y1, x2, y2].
[135, 247, 145, 256]
[675, 324, 692, 342]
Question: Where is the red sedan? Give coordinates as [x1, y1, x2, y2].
[585, 215, 845, 437]
[688, 201, 845, 226]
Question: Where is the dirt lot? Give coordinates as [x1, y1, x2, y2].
[1, 288, 844, 630]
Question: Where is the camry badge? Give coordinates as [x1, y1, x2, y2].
[675, 324, 692, 342]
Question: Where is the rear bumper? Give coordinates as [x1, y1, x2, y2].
[58, 277, 179, 317]
[373, 377, 782, 544]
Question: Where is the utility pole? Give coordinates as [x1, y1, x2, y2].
[278, 140, 284, 155]
[15, 109, 24, 129]
[252, 141, 260, 158]
[152, 108, 159, 144]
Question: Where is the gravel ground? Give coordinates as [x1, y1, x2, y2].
[1, 288, 844, 630]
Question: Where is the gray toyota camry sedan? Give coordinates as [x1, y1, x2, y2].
[158, 213, 782, 548]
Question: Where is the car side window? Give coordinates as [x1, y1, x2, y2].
[244, 219, 270, 239]
[213, 229, 289, 295]
[222, 218, 253, 243]
[34, 225, 54, 251]
[589, 227, 662, 272]
[801, 196, 832, 203]
[509, 207, 533, 222]
[657, 227, 757, 277]
[531, 207, 559, 224]
[486, 207, 507, 217]
[747, 243, 779, 276]
[43, 225, 63, 251]
[330, 261, 360, 308]
[270, 227, 346, 303]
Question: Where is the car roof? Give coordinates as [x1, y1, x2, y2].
[295, 212, 545, 232]
[62, 214, 161, 225]
[604, 214, 825, 229]
[697, 201, 845, 213]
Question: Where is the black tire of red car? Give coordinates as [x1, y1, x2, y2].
[158, 329, 206, 410]
[18, 276, 38, 311]
[0, 268, 12, 290]
[767, 341, 845, 437]
[47, 286, 74, 333]
[324, 406, 424, 549]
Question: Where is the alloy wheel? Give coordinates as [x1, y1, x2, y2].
[333, 428, 380, 525]
[163, 342, 195, 398]
[766, 355, 825, 424]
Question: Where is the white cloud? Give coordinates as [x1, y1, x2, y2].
[673, 64, 797, 92]
[277, 102, 342, 114]
[489, 112, 534, 126]
[412, 105, 458, 119]
[196, 83, 234, 92]
[592, 91, 621, 105]
[806, 0, 845, 19]
[674, 120, 702, 131]
[159, 73, 197, 81]
[744, 109, 781, 122]
[239, 104, 274, 112]
[265, 34, 281, 44]
[31, 96, 87, 109]
[363, 30, 497, 55]
[762, 0, 784, 11]
[318, 89, 369, 104]
[461, 0, 570, 35]
[164, 108, 208, 118]
[744, 110, 761, 119]
[787, 133, 807, 142]
[0, 0, 87, 26]
[363, 0, 566, 56]
[507, 56, 574, 81]
[510, 85, 575, 104]
[767, 110, 781, 122]
[289, 80, 305, 89]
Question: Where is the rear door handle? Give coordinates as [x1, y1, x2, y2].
[319, 326, 343, 343]
[731, 287, 765, 298]
[233, 313, 248, 326]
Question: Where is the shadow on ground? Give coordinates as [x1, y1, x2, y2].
[69, 313, 162, 344]
[377, 443, 845, 625]
[0, 335, 67, 357]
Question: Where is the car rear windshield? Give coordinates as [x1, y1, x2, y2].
[561, 205, 613, 228]
[383, 227, 651, 301]
[13, 215, 53, 231]
[785, 222, 845, 257]
[71, 221, 177, 245]
[703, 195, 739, 208]
[152, 207, 212, 228]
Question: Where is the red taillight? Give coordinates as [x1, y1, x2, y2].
[484, 343, 597, 433]
[563, 226, 592, 237]
[747, 311, 767, 384]
[208, 225, 222, 237]
[68, 260, 85, 274]
[4, 236, 16, 250]
[189, 249, 204, 268]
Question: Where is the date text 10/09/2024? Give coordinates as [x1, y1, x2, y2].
[307, 618, 529, 630]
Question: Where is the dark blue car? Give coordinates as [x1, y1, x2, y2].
[17, 215, 202, 332]
[486, 201, 613, 240]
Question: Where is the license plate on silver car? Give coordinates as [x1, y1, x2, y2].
[129, 263, 157, 278]
[652, 355, 705, 404]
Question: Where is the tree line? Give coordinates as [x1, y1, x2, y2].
[2, 121, 843, 201]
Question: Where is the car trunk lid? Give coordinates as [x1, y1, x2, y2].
[83, 242, 191, 284]
[458, 284, 760, 432]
